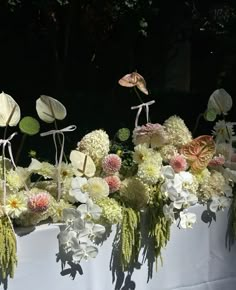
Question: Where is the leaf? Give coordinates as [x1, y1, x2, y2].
[36, 95, 67, 123]
[0, 92, 21, 127]
[207, 89, 232, 115]
[19, 116, 40, 136]
[70, 150, 96, 177]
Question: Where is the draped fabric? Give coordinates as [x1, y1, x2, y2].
[5, 205, 236, 290]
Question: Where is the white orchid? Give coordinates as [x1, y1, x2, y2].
[68, 176, 89, 203]
[77, 199, 102, 221]
[72, 243, 98, 263]
[209, 196, 231, 213]
[179, 211, 197, 229]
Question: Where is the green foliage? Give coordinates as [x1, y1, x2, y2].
[19, 116, 40, 136]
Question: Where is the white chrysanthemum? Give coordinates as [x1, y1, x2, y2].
[77, 129, 110, 166]
[198, 170, 226, 200]
[212, 120, 234, 142]
[164, 115, 192, 147]
[137, 159, 162, 185]
[6, 167, 29, 190]
[120, 177, 150, 209]
[159, 144, 178, 163]
[87, 177, 109, 200]
[58, 162, 78, 180]
[5, 193, 27, 218]
[28, 158, 55, 179]
[133, 144, 152, 164]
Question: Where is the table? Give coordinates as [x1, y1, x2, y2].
[2, 205, 236, 290]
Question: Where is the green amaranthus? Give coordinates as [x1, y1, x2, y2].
[0, 215, 17, 279]
[120, 207, 141, 271]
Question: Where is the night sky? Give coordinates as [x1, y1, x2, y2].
[0, 0, 236, 164]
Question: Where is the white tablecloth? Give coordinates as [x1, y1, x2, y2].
[2, 205, 236, 290]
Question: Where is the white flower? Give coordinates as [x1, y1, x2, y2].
[179, 211, 197, 229]
[63, 208, 81, 226]
[212, 120, 234, 142]
[72, 243, 98, 263]
[163, 203, 176, 222]
[86, 177, 109, 200]
[68, 177, 89, 203]
[209, 196, 231, 213]
[137, 159, 161, 185]
[5, 193, 27, 218]
[77, 199, 102, 220]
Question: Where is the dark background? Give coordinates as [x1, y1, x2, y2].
[0, 0, 236, 164]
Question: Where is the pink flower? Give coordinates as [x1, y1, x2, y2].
[102, 154, 122, 175]
[28, 192, 50, 213]
[170, 154, 188, 173]
[104, 176, 121, 193]
[132, 123, 167, 148]
[208, 155, 225, 166]
[118, 72, 148, 95]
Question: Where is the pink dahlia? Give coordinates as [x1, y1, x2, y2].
[104, 176, 121, 193]
[28, 192, 50, 213]
[170, 154, 188, 173]
[102, 154, 122, 175]
[132, 123, 167, 148]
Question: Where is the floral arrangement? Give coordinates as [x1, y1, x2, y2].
[0, 73, 236, 287]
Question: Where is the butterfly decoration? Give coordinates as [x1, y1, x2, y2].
[118, 72, 149, 95]
[180, 135, 216, 173]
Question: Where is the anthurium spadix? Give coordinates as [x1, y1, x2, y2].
[207, 89, 232, 118]
[36, 95, 67, 123]
[0, 92, 21, 127]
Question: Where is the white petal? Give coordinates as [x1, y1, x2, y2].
[70, 150, 96, 177]
[36, 95, 67, 123]
[208, 89, 232, 115]
[0, 92, 21, 127]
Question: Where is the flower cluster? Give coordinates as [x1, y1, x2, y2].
[0, 78, 235, 284]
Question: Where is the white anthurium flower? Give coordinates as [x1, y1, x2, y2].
[77, 199, 102, 221]
[207, 88, 232, 116]
[0, 92, 21, 127]
[209, 196, 231, 213]
[179, 211, 197, 229]
[70, 150, 96, 178]
[36, 95, 67, 123]
[69, 176, 89, 203]
[163, 203, 176, 222]
[72, 243, 98, 263]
